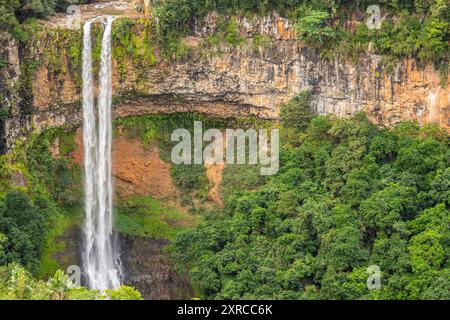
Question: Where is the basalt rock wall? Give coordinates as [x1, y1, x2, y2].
[1, 12, 449, 151]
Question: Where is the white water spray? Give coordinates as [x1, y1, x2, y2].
[82, 16, 121, 290]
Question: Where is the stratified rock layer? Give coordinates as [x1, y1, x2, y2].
[1, 13, 449, 151]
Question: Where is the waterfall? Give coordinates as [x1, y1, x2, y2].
[81, 20, 98, 289]
[95, 15, 120, 290]
[82, 16, 121, 291]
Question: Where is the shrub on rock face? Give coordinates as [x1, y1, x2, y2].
[280, 91, 313, 132]
[0, 0, 19, 30]
[294, 6, 335, 46]
[105, 286, 143, 300]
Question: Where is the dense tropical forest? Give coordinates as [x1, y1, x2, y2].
[0, 0, 449, 300]
[173, 94, 450, 300]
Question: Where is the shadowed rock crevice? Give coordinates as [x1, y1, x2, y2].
[119, 236, 194, 300]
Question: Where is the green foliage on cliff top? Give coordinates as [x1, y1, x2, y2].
[154, 0, 450, 73]
[7, 0, 448, 93]
[112, 17, 156, 82]
[0, 1, 88, 33]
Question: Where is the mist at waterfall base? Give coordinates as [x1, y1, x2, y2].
[81, 16, 121, 290]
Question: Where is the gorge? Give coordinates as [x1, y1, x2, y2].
[0, 1, 449, 300]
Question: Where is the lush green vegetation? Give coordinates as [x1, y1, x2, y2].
[37, 207, 82, 279]
[116, 196, 199, 241]
[172, 164, 210, 203]
[0, 101, 448, 300]
[0, 0, 87, 33]
[27, 127, 82, 206]
[111, 17, 156, 83]
[0, 264, 142, 300]
[0, 191, 46, 273]
[0, 127, 142, 299]
[1, 0, 449, 299]
[0, 127, 80, 276]
[172, 95, 450, 300]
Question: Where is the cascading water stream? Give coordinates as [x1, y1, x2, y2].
[82, 19, 97, 289]
[82, 16, 121, 291]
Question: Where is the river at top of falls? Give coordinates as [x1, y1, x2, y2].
[82, 16, 121, 291]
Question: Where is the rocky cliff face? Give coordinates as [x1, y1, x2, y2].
[120, 236, 194, 300]
[48, 225, 194, 299]
[0, 33, 20, 153]
[1, 12, 448, 151]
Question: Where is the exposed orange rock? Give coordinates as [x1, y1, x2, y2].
[33, 66, 51, 109]
[371, 60, 450, 129]
[49, 138, 60, 159]
[72, 129, 174, 199]
[112, 137, 174, 198]
[205, 163, 224, 205]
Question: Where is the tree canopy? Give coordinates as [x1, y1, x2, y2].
[173, 95, 450, 300]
